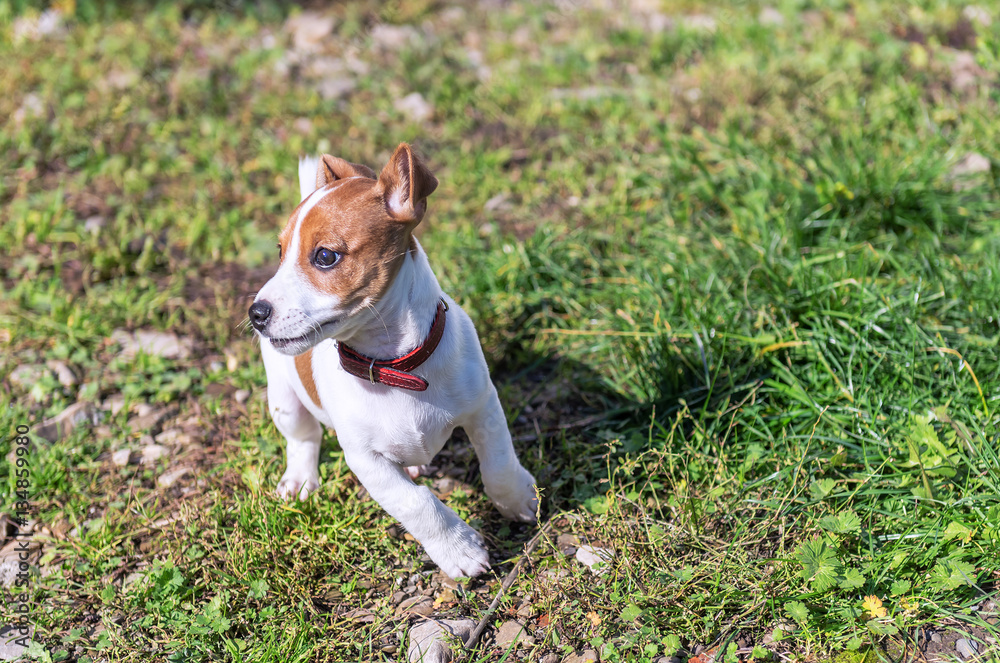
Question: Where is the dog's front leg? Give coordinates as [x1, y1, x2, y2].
[343, 447, 491, 579]
[466, 390, 538, 523]
[268, 384, 323, 501]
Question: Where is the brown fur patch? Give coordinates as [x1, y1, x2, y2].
[295, 178, 414, 312]
[294, 349, 321, 408]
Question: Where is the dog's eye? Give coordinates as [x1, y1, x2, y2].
[277, 243, 282, 260]
[312, 247, 341, 269]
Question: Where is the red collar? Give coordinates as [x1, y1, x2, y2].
[337, 300, 447, 392]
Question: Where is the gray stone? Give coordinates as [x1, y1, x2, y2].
[303, 55, 347, 78]
[12, 8, 64, 42]
[122, 572, 146, 590]
[343, 608, 375, 623]
[8, 364, 48, 390]
[963, 5, 991, 26]
[432, 477, 458, 496]
[407, 618, 475, 663]
[37, 401, 100, 442]
[563, 650, 599, 663]
[140, 445, 169, 465]
[541, 655, 560, 663]
[556, 533, 579, 555]
[0, 624, 32, 660]
[398, 595, 434, 617]
[395, 92, 434, 123]
[84, 215, 106, 234]
[45, 360, 77, 387]
[111, 448, 133, 467]
[155, 428, 195, 446]
[0, 540, 40, 587]
[575, 545, 613, 573]
[111, 329, 193, 360]
[484, 193, 511, 212]
[949, 51, 986, 94]
[317, 78, 356, 101]
[234, 389, 251, 404]
[956, 639, 979, 659]
[496, 620, 533, 648]
[285, 11, 336, 52]
[371, 24, 421, 51]
[157, 467, 192, 488]
[102, 395, 126, 415]
[128, 406, 177, 434]
[432, 570, 459, 590]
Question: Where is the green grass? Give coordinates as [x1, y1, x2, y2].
[2, 0, 999, 661]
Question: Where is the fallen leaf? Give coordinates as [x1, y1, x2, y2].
[586, 611, 601, 627]
[862, 594, 887, 619]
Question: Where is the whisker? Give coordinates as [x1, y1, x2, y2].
[377, 251, 408, 268]
[367, 302, 390, 343]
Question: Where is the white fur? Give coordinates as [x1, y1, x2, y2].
[298, 155, 320, 201]
[252, 156, 538, 579]
[254, 183, 344, 355]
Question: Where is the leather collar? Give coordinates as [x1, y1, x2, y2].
[337, 299, 447, 391]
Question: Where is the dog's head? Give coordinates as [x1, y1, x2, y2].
[249, 143, 438, 355]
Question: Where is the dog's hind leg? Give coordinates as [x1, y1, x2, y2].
[465, 390, 538, 523]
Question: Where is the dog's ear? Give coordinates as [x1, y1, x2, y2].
[315, 154, 377, 189]
[377, 143, 439, 223]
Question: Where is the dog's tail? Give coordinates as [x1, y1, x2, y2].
[298, 155, 320, 202]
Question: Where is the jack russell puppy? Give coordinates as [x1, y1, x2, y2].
[249, 143, 538, 578]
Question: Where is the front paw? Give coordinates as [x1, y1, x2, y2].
[276, 470, 320, 501]
[488, 467, 538, 523]
[420, 523, 491, 579]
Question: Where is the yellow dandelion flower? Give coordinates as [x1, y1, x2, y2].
[863, 595, 887, 619]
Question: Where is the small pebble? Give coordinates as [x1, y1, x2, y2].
[562, 650, 598, 663]
[556, 533, 579, 555]
[575, 545, 613, 573]
[140, 445, 169, 464]
[157, 467, 192, 488]
[407, 618, 475, 663]
[496, 620, 533, 648]
[397, 595, 433, 617]
[956, 639, 978, 659]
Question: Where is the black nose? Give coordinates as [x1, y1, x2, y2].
[249, 301, 272, 332]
